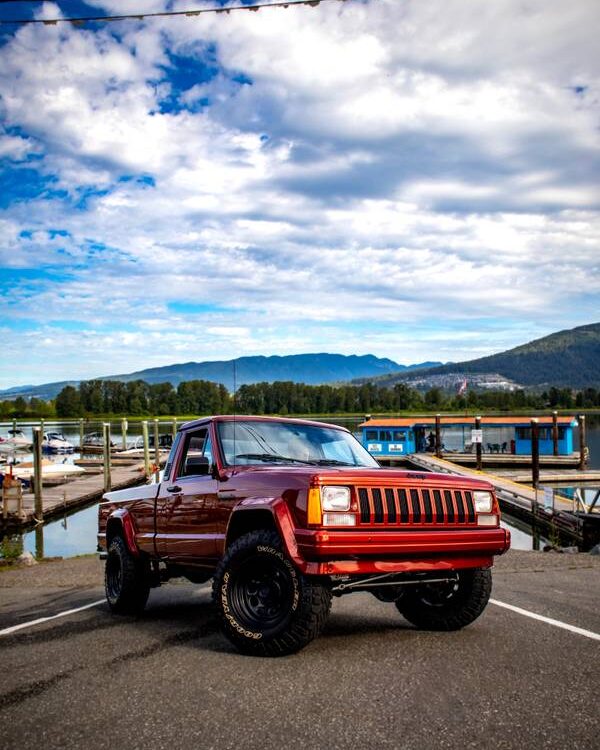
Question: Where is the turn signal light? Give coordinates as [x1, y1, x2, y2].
[307, 487, 322, 525]
[322, 512, 356, 526]
[477, 513, 499, 527]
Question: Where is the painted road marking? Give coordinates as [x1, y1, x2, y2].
[0, 599, 105, 637]
[2, 596, 598, 642]
[491, 599, 600, 642]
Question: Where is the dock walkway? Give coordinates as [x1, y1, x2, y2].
[406, 453, 577, 513]
[1, 461, 150, 530]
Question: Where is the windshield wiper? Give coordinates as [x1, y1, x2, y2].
[235, 453, 317, 465]
[313, 459, 354, 466]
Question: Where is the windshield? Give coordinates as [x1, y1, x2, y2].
[217, 420, 379, 468]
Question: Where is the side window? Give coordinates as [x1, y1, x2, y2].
[393, 431, 405, 441]
[366, 430, 378, 441]
[203, 435, 213, 465]
[177, 429, 210, 478]
[380, 431, 391, 441]
[163, 433, 181, 482]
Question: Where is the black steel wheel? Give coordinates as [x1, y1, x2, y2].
[105, 535, 150, 615]
[395, 567, 492, 631]
[213, 529, 331, 656]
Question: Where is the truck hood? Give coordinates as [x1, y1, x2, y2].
[226, 464, 493, 490]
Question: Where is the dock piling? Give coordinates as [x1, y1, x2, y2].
[552, 411, 559, 457]
[79, 418, 84, 451]
[121, 418, 128, 451]
[153, 419, 160, 481]
[531, 418, 540, 492]
[142, 420, 150, 477]
[578, 414, 587, 470]
[35, 525, 44, 560]
[103, 423, 112, 492]
[32, 427, 43, 521]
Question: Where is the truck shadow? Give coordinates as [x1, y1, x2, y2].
[135, 590, 419, 656]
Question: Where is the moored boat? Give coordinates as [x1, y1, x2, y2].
[0, 429, 33, 452]
[0, 458, 85, 481]
[80, 432, 116, 453]
[42, 431, 75, 453]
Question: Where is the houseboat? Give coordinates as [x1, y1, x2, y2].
[360, 416, 578, 459]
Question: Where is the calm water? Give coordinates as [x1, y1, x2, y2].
[1, 415, 598, 558]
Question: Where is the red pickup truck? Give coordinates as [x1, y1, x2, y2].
[98, 416, 510, 656]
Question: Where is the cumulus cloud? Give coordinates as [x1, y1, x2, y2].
[0, 0, 599, 387]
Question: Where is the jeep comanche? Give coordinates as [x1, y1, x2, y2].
[98, 416, 510, 656]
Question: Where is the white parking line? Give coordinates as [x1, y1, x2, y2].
[490, 598, 600, 642]
[0, 599, 105, 637]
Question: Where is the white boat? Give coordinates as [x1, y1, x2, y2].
[42, 431, 75, 453]
[0, 429, 33, 452]
[1, 458, 85, 481]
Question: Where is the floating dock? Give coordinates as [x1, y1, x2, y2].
[376, 453, 583, 468]
[0, 458, 161, 532]
[360, 415, 585, 465]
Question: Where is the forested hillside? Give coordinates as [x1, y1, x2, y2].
[0, 353, 423, 401]
[358, 323, 600, 389]
[2, 378, 596, 420]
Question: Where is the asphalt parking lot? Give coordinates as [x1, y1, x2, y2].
[1, 551, 598, 750]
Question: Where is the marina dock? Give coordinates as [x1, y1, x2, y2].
[1, 419, 172, 532]
[1, 458, 153, 531]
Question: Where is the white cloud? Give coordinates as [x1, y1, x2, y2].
[0, 0, 599, 388]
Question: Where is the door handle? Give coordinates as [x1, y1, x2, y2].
[166, 485, 182, 493]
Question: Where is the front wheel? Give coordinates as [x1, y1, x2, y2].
[395, 568, 492, 631]
[212, 530, 331, 656]
[105, 536, 150, 615]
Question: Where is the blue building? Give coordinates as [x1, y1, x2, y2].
[360, 416, 578, 458]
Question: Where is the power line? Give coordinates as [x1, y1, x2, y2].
[0, 0, 349, 26]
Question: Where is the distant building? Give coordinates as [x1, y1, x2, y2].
[360, 416, 577, 457]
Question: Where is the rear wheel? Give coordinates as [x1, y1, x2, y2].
[395, 568, 492, 630]
[105, 536, 150, 615]
[213, 530, 331, 656]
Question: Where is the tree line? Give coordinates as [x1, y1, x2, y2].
[1, 380, 600, 419]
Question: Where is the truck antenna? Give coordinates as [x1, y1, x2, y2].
[232, 359, 236, 474]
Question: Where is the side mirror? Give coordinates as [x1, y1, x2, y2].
[184, 456, 210, 476]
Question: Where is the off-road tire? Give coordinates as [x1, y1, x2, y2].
[105, 535, 150, 615]
[395, 568, 492, 631]
[212, 530, 331, 656]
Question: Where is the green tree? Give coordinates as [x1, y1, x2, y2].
[55, 385, 83, 417]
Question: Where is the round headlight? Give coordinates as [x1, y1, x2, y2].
[321, 486, 351, 511]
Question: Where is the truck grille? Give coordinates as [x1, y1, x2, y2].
[357, 486, 476, 526]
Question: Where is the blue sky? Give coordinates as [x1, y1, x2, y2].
[1, 0, 599, 389]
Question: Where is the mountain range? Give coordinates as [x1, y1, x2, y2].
[354, 323, 600, 390]
[2, 322, 598, 401]
[0, 354, 439, 401]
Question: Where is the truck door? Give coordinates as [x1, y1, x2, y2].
[155, 427, 218, 563]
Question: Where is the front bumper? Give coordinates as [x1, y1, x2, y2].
[272, 500, 510, 576]
[296, 527, 510, 559]
[292, 527, 510, 575]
